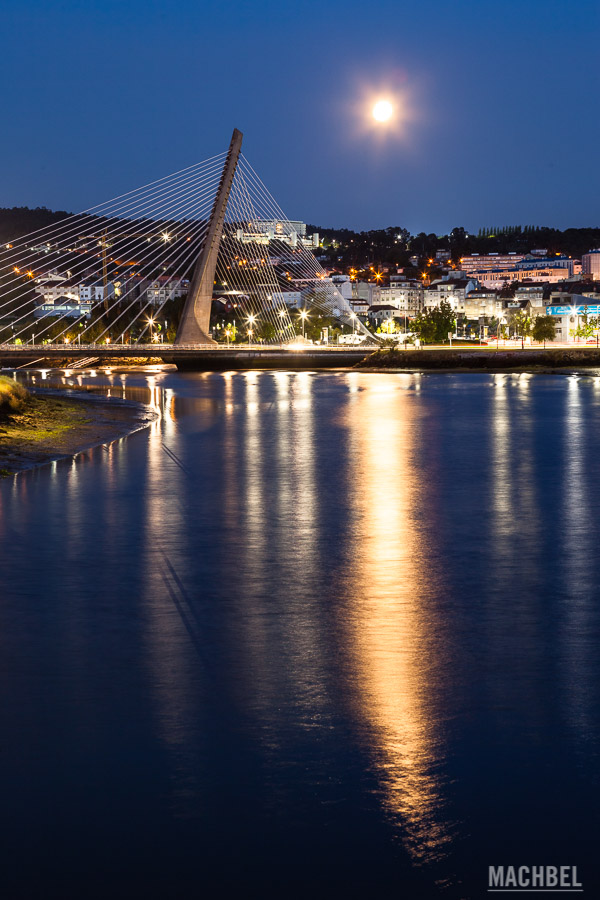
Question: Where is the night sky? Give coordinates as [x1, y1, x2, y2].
[2, 0, 598, 232]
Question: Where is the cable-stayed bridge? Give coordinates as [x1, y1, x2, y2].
[0, 129, 376, 370]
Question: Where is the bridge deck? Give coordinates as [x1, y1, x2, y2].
[0, 343, 373, 371]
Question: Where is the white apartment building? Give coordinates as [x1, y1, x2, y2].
[423, 278, 479, 313]
[146, 278, 189, 305]
[463, 290, 503, 320]
[514, 284, 546, 310]
[78, 281, 116, 303]
[330, 274, 353, 300]
[367, 305, 404, 326]
[349, 298, 369, 315]
[378, 284, 422, 315]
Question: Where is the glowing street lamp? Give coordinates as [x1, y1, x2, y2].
[147, 316, 155, 343]
[300, 309, 309, 339]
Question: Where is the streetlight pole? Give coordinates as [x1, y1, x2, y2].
[247, 314, 256, 347]
[300, 310, 308, 339]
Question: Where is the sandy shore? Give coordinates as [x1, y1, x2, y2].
[0, 389, 157, 476]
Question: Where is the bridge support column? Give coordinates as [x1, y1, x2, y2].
[174, 128, 243, 345]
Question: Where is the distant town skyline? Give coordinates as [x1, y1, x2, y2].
[1, 0, 598, 233]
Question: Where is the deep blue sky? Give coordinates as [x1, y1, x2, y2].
[1, 0, 598, 233]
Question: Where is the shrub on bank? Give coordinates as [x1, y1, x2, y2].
[0, 376, 29, 414]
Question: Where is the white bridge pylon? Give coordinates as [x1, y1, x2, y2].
[0, 131, 376, 348]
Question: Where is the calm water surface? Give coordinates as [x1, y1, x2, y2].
[1, 368, 599, 899]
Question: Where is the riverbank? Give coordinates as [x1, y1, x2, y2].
[356, 346, 600, 370]
[0, 389, 156, 476]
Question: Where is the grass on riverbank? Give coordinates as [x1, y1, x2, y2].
[0, 376, 29, 414]
[0, 388, 92, 476]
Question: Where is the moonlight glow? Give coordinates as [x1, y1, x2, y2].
[372, 99, 393, 122]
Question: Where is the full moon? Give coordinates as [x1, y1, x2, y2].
[372, 99, 393, 122]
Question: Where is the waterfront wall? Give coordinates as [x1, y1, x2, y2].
[357, 348, 600, 370]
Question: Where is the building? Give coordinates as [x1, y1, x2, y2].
[146, 277, 189, 305]
[546, 292, 600, 342]
[272, 290, 303, 308]
[367, 305, 404, 326]
[514, 283, 547, 311]
[477, 266, 571, 289]
[516, 255, 574, 276]
[378, 283, 422, 316]
[78, 280, 116, 303]
[348, 298, 369, 315]
[463, 289, 503, 320]
[352, 281, 380, 306]
[236, 220, 319, 250]
[582, 250, 600, 281]
[33, 297, 93, 319]
[330, 274, 353, 301]
[35, 276, 117, 306]
[460, 253, 525, 274]
[423, 277, 478, 313]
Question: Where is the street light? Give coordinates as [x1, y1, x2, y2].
[300, 309, 309, 339]
[147, 316, 155, 343]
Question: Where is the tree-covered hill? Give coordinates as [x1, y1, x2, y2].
[0, 207, 71, 245]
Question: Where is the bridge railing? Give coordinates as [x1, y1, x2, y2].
[0, 341, 373, 352]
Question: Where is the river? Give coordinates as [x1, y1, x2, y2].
[0, 368, 598, 898]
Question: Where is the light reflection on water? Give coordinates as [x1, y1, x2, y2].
[344, 376, 455, 866]
[1, 368, 600, 897]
